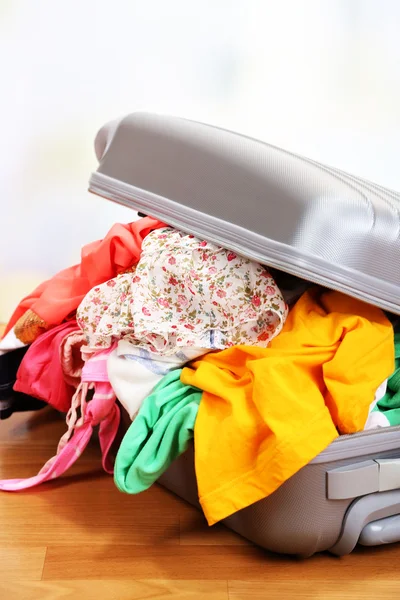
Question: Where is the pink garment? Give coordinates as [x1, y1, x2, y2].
[0, 347, 119, 492]
[60, 330, 86, 388]
[13, 320, 79, 412]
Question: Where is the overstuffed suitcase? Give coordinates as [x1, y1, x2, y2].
[89, 112, 400, 557]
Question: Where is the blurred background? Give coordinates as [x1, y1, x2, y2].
[1, 0, 400, 320]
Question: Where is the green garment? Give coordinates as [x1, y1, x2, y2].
[114, 368, 202, 494]
[372, 332, 400, 426]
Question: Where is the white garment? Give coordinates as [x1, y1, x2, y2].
[0, 330, 26, 356]
[364, 411, 390, 430]
[107, 339, 208, 420]
[364, 379, 389, 430]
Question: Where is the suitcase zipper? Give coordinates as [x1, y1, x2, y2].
[89, 172, 400, 315]
[89, 172, 400, 459]
[312, 425, 400, 464]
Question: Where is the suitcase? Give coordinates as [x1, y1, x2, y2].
[89, 112, 400, 557]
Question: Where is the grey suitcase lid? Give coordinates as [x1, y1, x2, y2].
[89, 112, 400, 315]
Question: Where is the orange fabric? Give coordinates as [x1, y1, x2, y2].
[3, 217, 166, 341]
[181, 289, 394, 525]
[14, 309, 48, 344]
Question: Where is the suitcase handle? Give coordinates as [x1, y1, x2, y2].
[329, 489, 400, 556]
[358, 514, 400, 547]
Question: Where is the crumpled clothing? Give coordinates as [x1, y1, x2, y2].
[0, 347, 119, 492]
[60, 330, 86, 388]
[77, 226, 288, 354]
[0, 329, 27, 357]
[181, 288, 394, 525]
[365, 331, 400, 429]
[0, 346, 46, 420]
[2, 217, 166, 345]
[13, 320, 80, 413]
[114, 369, 201, 494]
[365, 379, 388, 420]
[107, 339, 208, 420]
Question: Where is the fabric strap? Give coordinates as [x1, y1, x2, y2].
[0, 347, 119, 491]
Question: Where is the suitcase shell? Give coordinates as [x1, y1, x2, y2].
[90, 112, 400, 556]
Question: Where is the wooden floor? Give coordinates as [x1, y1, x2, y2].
[0, 311, 398, 598]
[1, 411, 400, 599]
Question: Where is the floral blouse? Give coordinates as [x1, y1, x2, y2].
[77, 227, 288, 355]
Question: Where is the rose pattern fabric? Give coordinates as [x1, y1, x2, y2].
[77, 227, 288, 354]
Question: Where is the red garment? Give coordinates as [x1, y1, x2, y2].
[3, 217, 166, 338]
[13, 320, 81, 412]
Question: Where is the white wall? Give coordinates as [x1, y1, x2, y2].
[1, 0, 400, 319]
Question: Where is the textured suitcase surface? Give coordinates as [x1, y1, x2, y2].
[158, 430, 400, 556]
[90, 112, 400, 314]
[90, 113, 400, 556]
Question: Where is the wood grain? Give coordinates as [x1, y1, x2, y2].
[40, 542, 400, 582]
[0, 547, 47, 581]
[228, 581, 400, 600]
[0, 580, 229, 600]
[1, 394, 400, 598]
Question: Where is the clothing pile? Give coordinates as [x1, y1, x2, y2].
[0, 217, 398, 525]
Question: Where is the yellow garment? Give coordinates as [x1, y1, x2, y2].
[181, 289, 394, 525]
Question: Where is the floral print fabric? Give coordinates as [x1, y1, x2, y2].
[77, 227, 288, 355]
